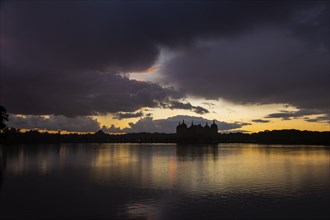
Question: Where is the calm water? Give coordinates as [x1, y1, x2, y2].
[0, 143, 329, 220]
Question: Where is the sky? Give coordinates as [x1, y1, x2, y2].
[1, 0, 329, 133]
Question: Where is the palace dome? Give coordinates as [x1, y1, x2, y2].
[211, 120, 218, 130]
[177, 120, 187, 129]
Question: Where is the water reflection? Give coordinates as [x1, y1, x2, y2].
[0, 146, 5, 191]
[176, 144, 219, 160]
[2, 144, 330, 191]
[0, 144, 329, 219]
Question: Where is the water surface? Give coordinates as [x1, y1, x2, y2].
[0, 143, 329, 219]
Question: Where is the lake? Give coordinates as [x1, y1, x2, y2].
[0, 143, 329, 220]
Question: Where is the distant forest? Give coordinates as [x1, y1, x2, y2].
[1, 129, 329, 146]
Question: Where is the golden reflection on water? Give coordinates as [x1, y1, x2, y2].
[168, 156, 177, 188]
[90, 145, 139, 186]
[2, 144, 330, 193]
[10, 148, 25, 176]
[1, 144, 329, 220]
[89, 144, 179, 189]
[197, 145, 328, 193]
[85, 144, 330, 196]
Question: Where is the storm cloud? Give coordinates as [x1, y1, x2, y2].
[2, 68, 180, 116]
[1, 1, 328, 121]
[162, 27, 329, 112]
[1, 1, 308, 73]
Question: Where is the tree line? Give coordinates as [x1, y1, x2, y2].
[1, 105, 329, 145]
[1, 128, 329, 145]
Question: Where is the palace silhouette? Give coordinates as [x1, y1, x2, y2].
[176, 120, 218, 144]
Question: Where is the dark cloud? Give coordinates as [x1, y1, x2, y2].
[1, 0, 328, 117]
[101, 124, 123, 134]
[266, 111, 296, 120]
[238, 122, 252, 127]
[162, 28, 329, 112]
[304, 115, 330, 123]
[123, 115, 248, 133]
[265, 109, 327, 120]
[160, 100, 209, 114]
[193, 106, 209, 115]
[114, 111, 144, 120]
[252, 119, 270, 123]
[2, 68, 181, 116]
[8, 114, 100, 132]
[1, 1, 309, 72]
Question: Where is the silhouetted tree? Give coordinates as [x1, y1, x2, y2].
[0, 105, 9, 130]
[0, 105, 9, 142]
